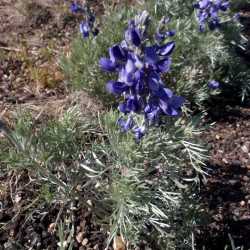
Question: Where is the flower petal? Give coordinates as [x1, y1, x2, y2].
[70, 3, 82, 13]
[118, 68, 134, 86]
[158, 41, 175, 56]
[125, 28, 141, 47]
[126, 96, 141, 112]
[117, 116, 134, 132]
[99, 58, 117, 72]
[80, 22, 90, 38]
[148, 72, 161, 92]
[125, 59, 136, 74]
[145, 46, 158, 65]
[157, 57, 172, 73]
[133, 126, 146, 141]
[106, 81, 128, 95]
[109, 45, 126, 62]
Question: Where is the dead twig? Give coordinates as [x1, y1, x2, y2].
[0, 46, 22, 52]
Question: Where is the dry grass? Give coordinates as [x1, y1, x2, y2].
[0, 91, 103, 127]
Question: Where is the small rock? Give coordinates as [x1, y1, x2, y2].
[48, 223, 56, 234]
[15, 77, 22, 84]
[93, 244, 99, 250]
[113, 236, 125, 250]
[14, 193, 22, 204]
[242, 145, 249, 153]
[87, 200, 92, 206]
[222, 158, 229, 164]
[215, 135, 221, 140]
[243, 176, 249, 182]
[240, 200, 246, 207]
[76, 185, 82, 191]
[76, 232, 84, 243]
[81, 238, 88, 246]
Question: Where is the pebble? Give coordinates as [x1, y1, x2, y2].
[76, 232, 84, 243]
[215, 134, 221, 140]
[222, 158, 229, 164]
[241, 145, 249, 153]
[242, 176, 249, 182]
[240, 200, 246, 207]
[93, 244, 99, 250]
[15, 77, 22, 83]
[81, 238, 88, 246]
[48, 223, 56, 233]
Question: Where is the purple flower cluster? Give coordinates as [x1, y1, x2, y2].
[208, 80, 220, 89]
[99, 12, 184, 140]
[70, 1, 99, 39]
[194, 0, 230, 31]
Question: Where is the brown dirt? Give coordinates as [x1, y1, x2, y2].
[0, 0, 79, 108]
[0, 171, 110, 250]
[197, 107, 250, 250]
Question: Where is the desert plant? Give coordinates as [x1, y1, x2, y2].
[0, 108, 102, 200]
[0, 106, 207, 249]
[80, 110, 207, 249]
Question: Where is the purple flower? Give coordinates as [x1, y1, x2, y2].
[157, 57, 172, 73]
[156, 30, 176, 42]
[71, 2, 99, 39]
[80, 21, 90, 38]
[117, 116, 134, 132]
[125, 28, 141, 47]
[166, 30, 176, 37]
[158, 41, 175, 57]
[194, 0, 230, 31]
[145, 103, 161, 123]
[233, 13, 240, 21]
[155, 87, 184, 116]
[126, 95, 141, 113]
[106, 81, 129, 95]
[208, 80, 220, 89]
[133, 126, 146, 141]
[99, 12, 184, 141]
[99, 58, 117, 72]
[70, 2, 82, 13]
[109, 45, 127, 62]
[92, 28, 99, 37]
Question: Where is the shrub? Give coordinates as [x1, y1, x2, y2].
[0, 107, 207, 249]
[0, 108, 102, 199]
[81, 110, 207, 249]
